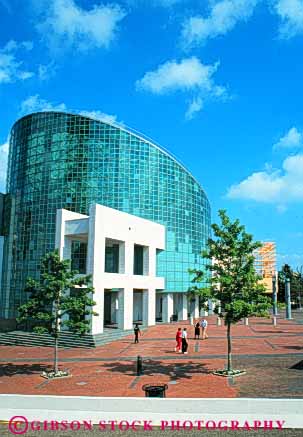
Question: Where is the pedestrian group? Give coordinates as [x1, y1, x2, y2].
[175, 318, 208, 354]
[132, 318, 209, 356]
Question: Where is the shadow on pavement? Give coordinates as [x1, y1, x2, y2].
[281, 346, 303, 350]
[103, 359, 211, 380]
[0, 363, 51, 377]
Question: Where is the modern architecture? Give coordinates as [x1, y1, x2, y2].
[0, 111, 211, 330]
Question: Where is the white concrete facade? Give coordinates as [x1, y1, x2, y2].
[156, 292, 198, 323]
[55, 204, 165, 335]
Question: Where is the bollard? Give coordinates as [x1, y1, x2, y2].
[137, 355, 143, 376]
[216, 317, 222, 326]
[244, 317, 249, 326]
[272, 316, 277, 326]
[189, 315, 194, 325]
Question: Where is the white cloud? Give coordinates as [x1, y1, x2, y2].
[19, 95, 121, 126]
[0, 40, 34, 84]
[22, 41, 34, 51]
[20, 95, 67, 115]
[185, 97, 203, 120]
[274, 127, 303, 149]
[274, 0, 303, 39]
[126, 0, 186, 6]
[136, 57, 228, 118]
[156, 0, 185, 4]
[36, 0, 126, 52]
[79, 110, 121, 125]
[181, 0, 258, 48]
[227, 154, 303, 203]
[227, 170, 284, 202]
[0, 140, 9, 193]
[38, 62, 57, 80]
[136, 57, 219, 94]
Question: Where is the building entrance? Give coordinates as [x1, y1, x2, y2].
[133, 290, 143, 323]
[104, 290, 118, 328]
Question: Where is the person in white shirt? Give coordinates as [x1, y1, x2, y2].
[181, 328, 188, 354]
[200, 319, 208, 340]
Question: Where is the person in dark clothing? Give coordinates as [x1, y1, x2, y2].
[134, 324, 141, 343]
[194, 322, 200, 339]
[182, 328, 188, 354]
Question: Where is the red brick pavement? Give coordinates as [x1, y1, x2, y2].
[0, 315, 302, 398]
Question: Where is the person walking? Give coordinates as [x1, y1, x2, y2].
[134, 323, 141, 344]
[175, 327, 182, 353]
[182, 328, 188, 354]
[194, 322, 200, 339]
[200, 318, 208, 340]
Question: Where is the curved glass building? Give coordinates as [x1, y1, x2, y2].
[0, 112, 211, 322]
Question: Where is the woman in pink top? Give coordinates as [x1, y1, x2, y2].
[175, 328, 182, 353]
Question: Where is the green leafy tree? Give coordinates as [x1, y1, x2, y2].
[17, 250, 97, 375]
[294, 267, 303, 309]
[189, 210, 271, 374]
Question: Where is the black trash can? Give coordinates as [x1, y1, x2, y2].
[142, 384, 168, 398]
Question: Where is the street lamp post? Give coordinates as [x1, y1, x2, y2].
[272, 272, 278, 317]
[285, 277, 292, 319]
[298, 290, 302, 311]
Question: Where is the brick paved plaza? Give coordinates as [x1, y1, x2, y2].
[0, 312, 303, 398]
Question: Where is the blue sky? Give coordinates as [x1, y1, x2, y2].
[1, 0, 303, 268]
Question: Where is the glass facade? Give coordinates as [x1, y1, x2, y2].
[71, 241, 87, 274]
[0, 112, 211, 319]
[105, 244, 119, 273]
[134, 245, 144, 275]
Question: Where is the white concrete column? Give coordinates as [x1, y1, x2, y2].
[178, 293, 188, 321]
[117, 287, 133, 330]
[63, 237, 72, 261]
[194, 295, 199, 319]
[124, 241, 134, 275]
[142, 288, 156, 326]
[208, 299, 215, 315]
[199, 300, 208, 316]
[118, 242, 125, 274]
[148, 247, 156, 277]
[88, 204, 105, 335]
[143, 247, 149, 275]
[91, 287, 104, 335]
[55, 209, 65, 259]
[190, 295, 199, 319]
[162, 293, 174, 323]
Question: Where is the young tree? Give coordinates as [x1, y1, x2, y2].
[17, 250, 97, 377]
[189, 210, 271, 375]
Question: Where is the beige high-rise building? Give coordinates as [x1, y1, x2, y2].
[254, 242, 277, 294]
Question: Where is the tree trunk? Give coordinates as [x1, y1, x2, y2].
[54, 298, 60, 374]
[227, 322, 232, 372]
[54, 335, 58, 374]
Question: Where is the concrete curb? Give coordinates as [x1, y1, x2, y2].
[0, 395, 302, 429]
